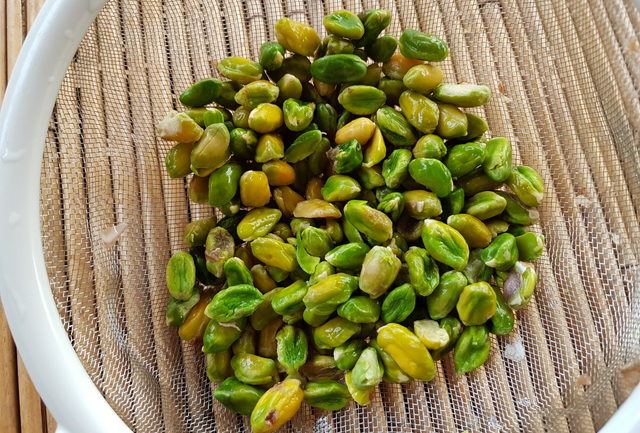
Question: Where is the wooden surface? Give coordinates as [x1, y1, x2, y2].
[1, 1, 57, 431]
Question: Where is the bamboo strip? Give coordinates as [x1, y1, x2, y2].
[442, 355, 479, 432]
[17, 356, 46, 433]
[45, 408, 57, 433]
[422, 368, 456, 432]
[55, 49, 103, 395]
[403, 380, 432, 432]
[547, 0, 640, 266]
[162, 1, 218, 428]
[202, 0, 230, 69]
[357, 387, 388, 433]
[136, 0, 204, 430]
[573, 0, 640, 221]
[337, 387, 361, 432]
[336, 400, 360, 433]
[223, 0, 252, 59]
[623, 0, 640, 40]
[482, 0, 620, 427]
[0, 306, 19, 433]
[93, 2, 166, 429]
[0, 0, 6, 102]
[262, 0, 286, 43]
[26, 0, 45, 28]
[512, 0, 632, 349]
[596, 0, 640, 95]
[5, 0, 23, 73]
[518, 0, 635, 354]
[439, 2, 561, 431]
[379, 383, 409, 432]
[74, 23, 135, 423]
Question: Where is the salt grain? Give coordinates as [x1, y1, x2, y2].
[504, 339, 526, 362]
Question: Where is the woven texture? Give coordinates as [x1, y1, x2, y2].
[39, 0, 640, 432]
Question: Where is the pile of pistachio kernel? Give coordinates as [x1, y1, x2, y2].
[158, 9, 545, 433]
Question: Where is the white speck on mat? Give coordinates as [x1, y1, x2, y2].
[488, 416, 502, 430]
[516, 397, 532, 408]
[576, 374, 592, 386]
[575, 194, 593, 208]
[101, 222, 128, 247]
[315, 416, 332, 432]
[504, 339, 526, 362]
[609, 232, 620, 245]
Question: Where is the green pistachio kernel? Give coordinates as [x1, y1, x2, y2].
[480, 233, 519, 271]
[399, 90, 439, 134]
[382, 149, 413, 189]
[381, 283, 416, 323]
[259, 41, 285, 71]
[456, 282, 497, 326]
[399, 29, 449, 61]
[217, 57, 263, 84]
[310, 54, 368, 85]
[337, 296, 381, 323]
[374, 106, 417, 147]
[432, 83, 492, 107]
[408, 158, 454, 198]
[303, 380, 350, 411]
[421, 219, 469, 270]
[166, 252, 196, 301]
[454, 325, 491, 374]
[214, 377, 264, 415]
[338, 85, 387, 116]
[321, 175, 362, 202]
[275, 17, 321, 56]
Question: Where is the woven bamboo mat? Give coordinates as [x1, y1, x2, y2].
[1, 0, 640, 432]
